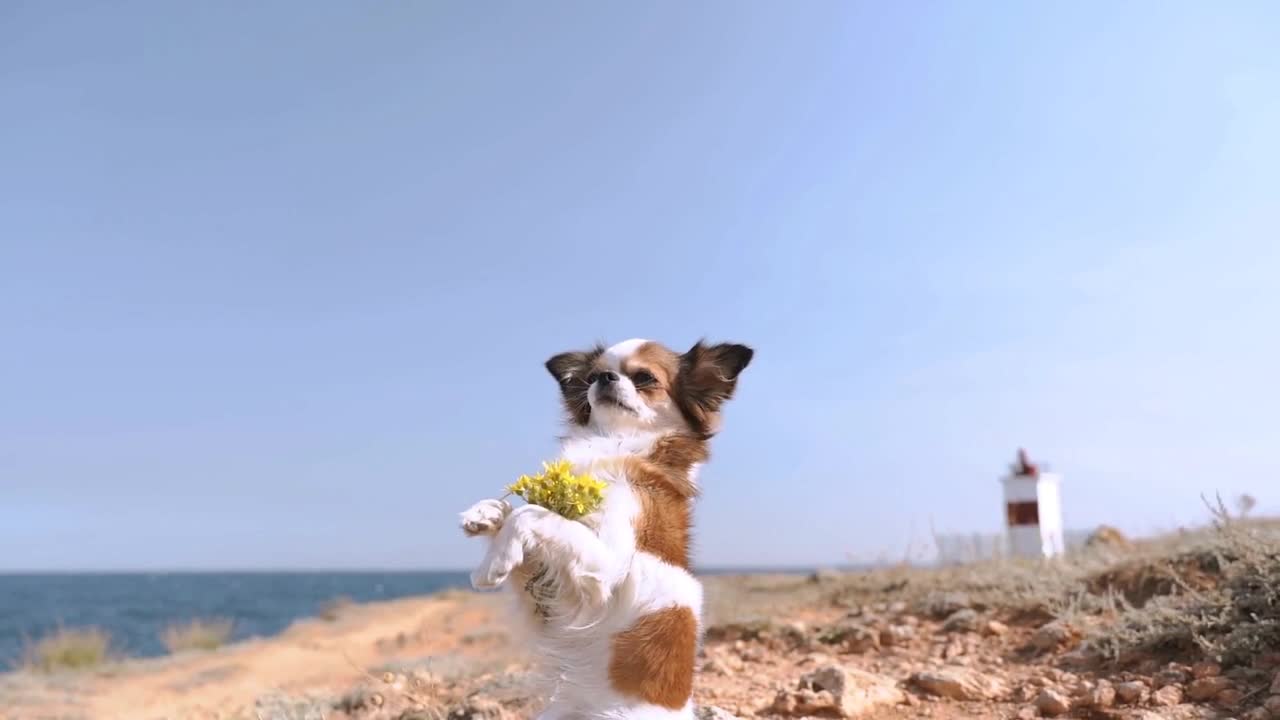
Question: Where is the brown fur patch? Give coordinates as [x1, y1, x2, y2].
[673, 342, 754, 436]
[607, 606, 697, 709]
[623, 433, 708, 568]
[545, 346, 604, 425]
[625, 458, 693, 568]
[621, 342, 681, 403]
[647, 434, 710, 486]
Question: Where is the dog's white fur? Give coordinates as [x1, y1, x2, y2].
[459, 340, 703, 720]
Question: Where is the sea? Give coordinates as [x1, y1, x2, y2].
[0, 571, 470, 667]
[0, 568, 814, 668]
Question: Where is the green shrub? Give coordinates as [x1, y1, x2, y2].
[22, 626, 113, 672]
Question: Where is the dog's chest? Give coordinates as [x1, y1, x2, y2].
[560, 432, 660, 469]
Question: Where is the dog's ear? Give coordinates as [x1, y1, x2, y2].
[545, 346, 604, 425]
[674, 341, 753, 435]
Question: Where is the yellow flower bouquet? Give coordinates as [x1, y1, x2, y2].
[506, 459, 606, 520]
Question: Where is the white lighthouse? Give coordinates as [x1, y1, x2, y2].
[1001, 449, 1064, 559]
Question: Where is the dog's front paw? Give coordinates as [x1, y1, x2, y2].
[471, 541, 522, 591]
[459, 498, 511, 537]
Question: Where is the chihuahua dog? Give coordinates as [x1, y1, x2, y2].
[459, 338, 752, 719]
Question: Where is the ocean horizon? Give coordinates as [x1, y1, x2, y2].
[0, 567, 827, 667]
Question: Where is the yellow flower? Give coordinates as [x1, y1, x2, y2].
[506, 459, 606, 520]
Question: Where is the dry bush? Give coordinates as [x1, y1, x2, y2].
[1086, 513, 1280, 667]
[822, 551, 1118, 623]
[319, 595, 355, 621]
[21, 626, 113, 672]
[161, 617, 234, 653]
[709, 510, 1277, 672]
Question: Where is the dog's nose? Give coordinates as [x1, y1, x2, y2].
[596, 371, 619, 385]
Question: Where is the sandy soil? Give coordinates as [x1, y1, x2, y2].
[0, 590, 518, 720]
[0, 573, 1259, 720]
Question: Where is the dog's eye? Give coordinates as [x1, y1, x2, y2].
[631, 370, 656, 387]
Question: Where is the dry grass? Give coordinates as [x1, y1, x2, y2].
[703, 509, 1280, 677]
[21, 626, 113, 672]
[161, 618, 235, 653]
[236, 692, 333, 720]
[702, 573, 826, 627]
[1085, 512, 1280, 668]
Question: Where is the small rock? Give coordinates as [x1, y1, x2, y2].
[1015, 706, 1037, 720]
[1241, 707, 1270, 720]
[911, 668, 1008, 701]
[943, 609, 980, 633]
[942, 639, 965, 660]
[1273, 671, 1280, 694]
[848, 631, 882, 654]
[1216, 688, 1243, 707]
[1192, 661, 1222, 679]
[1151, 684, 1184, 707]
[770, 666, 904, 718]
[1083, 684, 1116, 709]
[924, 591, 972, 619]
[780, 620, 809, 641]
[1030, 620, 1078, 652]
[888, 601, 908, 615]
[1186, 676, 1232, 701]
[702, 657, 735, 677]
[984, 620, 1009, 637]
[1263, 695, 1280, 716]
[804, 665, 851, 695]
[1115, 681, 1149, 705]
[1156, 664, 1192, 687]
[696, 706, 739, 720]
[818, 621, 882, 654]
[881, 624, 915, 647]
[1013, 684, 1039, 703]
[1035, 688, 1072, 717]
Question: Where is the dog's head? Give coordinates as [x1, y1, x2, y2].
[546, 339, 753, 436]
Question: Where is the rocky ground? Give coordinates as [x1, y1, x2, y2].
[3, 517, 1278, 720]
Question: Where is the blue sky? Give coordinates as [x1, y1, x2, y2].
[3, 2, 1278, 570]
